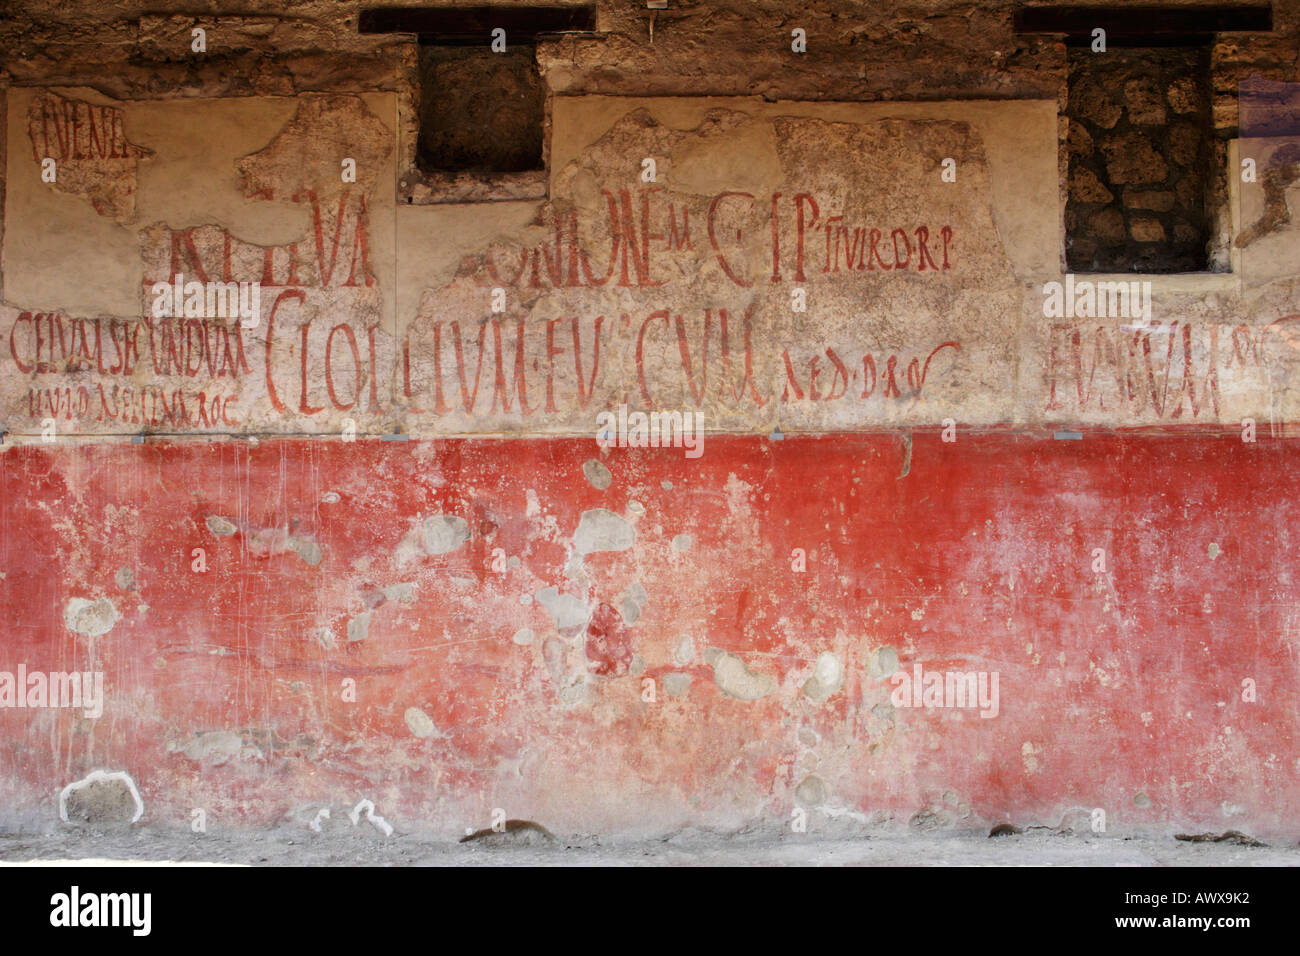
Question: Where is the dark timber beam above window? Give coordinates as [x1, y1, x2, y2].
[359, 5, 598, 44]
[1015, 5, 1272, 46]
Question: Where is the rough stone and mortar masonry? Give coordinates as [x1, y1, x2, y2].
[0, 1, 1299, 858]
[1066, 44, 1216, 272]
[416, 44, 545, 174]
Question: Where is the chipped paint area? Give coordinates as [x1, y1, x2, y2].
[63, 597, 118, 637]
[2, 432, 1297, 838]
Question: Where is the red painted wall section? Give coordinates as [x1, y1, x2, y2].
[0, 432, 1295, 837]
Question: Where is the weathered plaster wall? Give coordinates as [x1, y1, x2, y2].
[0, 1, 1299, 839]
[4, 87, 1298, 440]
[3, 434, 1300, 838]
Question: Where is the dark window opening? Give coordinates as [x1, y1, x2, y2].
[1065, 45, 1214, 273]
[359, 6, 596, 195]
[416, 43, 544, 175]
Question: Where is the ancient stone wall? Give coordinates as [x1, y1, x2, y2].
[1, 2, 1299, 840]
[1066, 46, 1215, 272]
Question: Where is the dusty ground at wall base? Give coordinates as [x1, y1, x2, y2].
[1, 825, 1298, 866]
